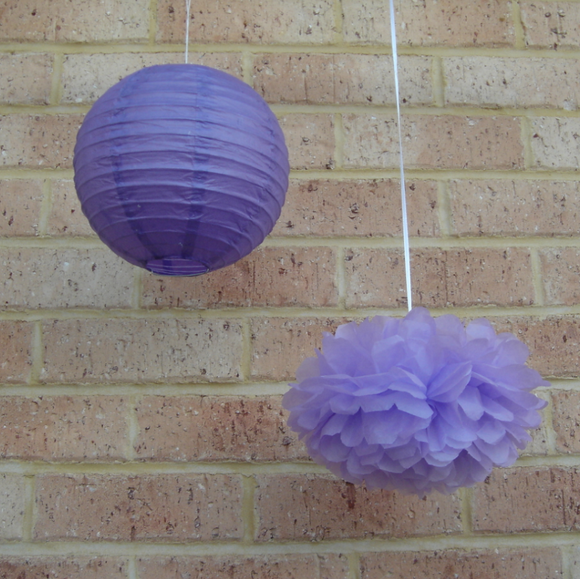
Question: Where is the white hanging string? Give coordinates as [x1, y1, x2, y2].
[388, 0, 412, 312]
[185, 0, 192, 64]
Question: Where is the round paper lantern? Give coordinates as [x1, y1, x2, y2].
[73, 64, 289, 276]
[283, 307, 549, 495]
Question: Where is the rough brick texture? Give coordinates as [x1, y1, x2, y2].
[360, 548, 562, 579]
[0, 115, 82, 169]
[157, 0, 336, 44]
[253, 54, 432, 105]
[472, 467, 580, 533]
[134, 396, 308, 462]
[343, 0, 515, 46]
[35, 474, 243, 541]
[251, 317, 346, 381]
[137, 555, 349, 579]
[142, 247, 338, 309]
[344, 248, 534, 308]
[343, 115, 523, 169]
[48, 179, 96, 237]
[552, 390, 580, 453]
[0, 180, 43, 237]
[0, 396, 128, 461]
[0, 558, 128, 579]
[1, 248, 134, 309]
[255, 474, 462, 541]
[0, 321, 33, 384]
[41, 319, 243, 383]
[0, 474, 25, 540]
[449, 179, 580, 236]
[273, 179, 439, 237]
[0, 54, 53, 105]
[521, 2, 580, 49]
[0, 0, 149, 42]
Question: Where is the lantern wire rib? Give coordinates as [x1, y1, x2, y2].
[389, 0, 412, 312]
[185, 0, 192, 64]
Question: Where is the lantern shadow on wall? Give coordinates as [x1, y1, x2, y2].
[74, 64, 289, 277]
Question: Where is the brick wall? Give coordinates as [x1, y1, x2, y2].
[0, 0, 579, 577]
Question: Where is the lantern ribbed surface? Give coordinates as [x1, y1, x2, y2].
[73, 64, 289, 276]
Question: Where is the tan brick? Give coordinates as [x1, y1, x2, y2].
[0, 248, 134, 309]
[34, 474, 243, 541]
[521, 2, 580, 49]
[62, 52, 243, 104]
[0, 54, 52, 105]
[0, 558, 128, 579]
[0, 474, 25, 540]
[449, 179, 580, 237]
[0, 321, 33, 384]
[531, 118, 580, 170]
[272, 179, 439, 238]
[540, 248, 580, 306]
[343, 0, 515, 46]
[343, 115, 523, 170]
[137, 555, 349, 579]
[134, 395, 308, 462]
[41, 318, 243, 383]
[253, 54, 432, 105]
[157, 0, 336, 44]
[0, 396, 128, 461]
[472, 467, 580, 533]
[280, 114, 335, 170]
[48, 180, 95, 237]
[0, 115, 82, 169]
[552, 390, 580, 453]
[445, 57, 580, 109]
[344, 248, 534, 308]
[0, 180, 43, 237]
[0, 0, 149, 42]
[255, 474, 462, 541]
[251, 317, 346, 381]
[494, 315, 580, 378]
[142, 247, 338, 309]
[360, 548, 562, 579]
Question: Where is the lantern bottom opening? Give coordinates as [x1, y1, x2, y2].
[146, 257, 210, 277]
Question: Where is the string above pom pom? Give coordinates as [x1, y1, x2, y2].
[283, 307, 548, 495]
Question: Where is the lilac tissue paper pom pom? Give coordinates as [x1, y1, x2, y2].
[283, 307, 549, 496]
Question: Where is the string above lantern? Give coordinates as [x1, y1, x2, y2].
[282, 0, 549, 495]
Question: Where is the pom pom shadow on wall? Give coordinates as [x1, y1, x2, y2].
[74, 64, 289, 276]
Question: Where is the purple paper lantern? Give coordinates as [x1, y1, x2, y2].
[284, 307, 549, 495]
[73, 64, 289, 276]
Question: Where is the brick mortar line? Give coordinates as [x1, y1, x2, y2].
[0, 462, 329, 476]
[0, 303, 579, 323]
[521, 116, 535, 169]
[0, 534, 575, 557]
[0, 383, 291, 397]
[128, 558, 138, 579]
[348, 552, 361, 579]
[432, 56, 445, 108]
[148, 0, 158, 46]
[29, 322, 43, 385]
[21, 475, 35, 542]
[561, 546, 574, 579]
[4, 103, 580, 118]
[49, 53, 64, 106]
[530, 249, 546, 306]
[512, 1, 526, 50]
[36, 179, 51, 237]
[241, 475, 257, 544]
[0, 455, 574, 477]
[6, 235, 580, 251]
[4, 43, 580, 59]
[3, 167, 580, 181]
